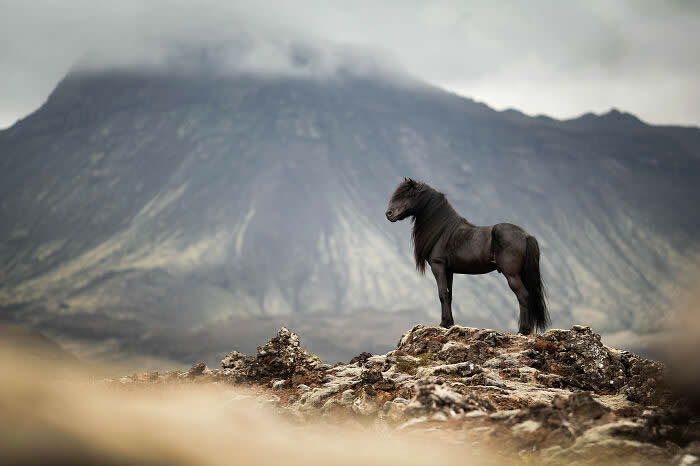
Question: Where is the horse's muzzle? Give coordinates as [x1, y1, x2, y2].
[385, 210, 397, 222]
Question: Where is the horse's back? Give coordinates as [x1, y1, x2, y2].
[492, 222, 530, 244]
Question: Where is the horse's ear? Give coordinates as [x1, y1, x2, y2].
[407, 178, 416, 186]
[404, 177, 408, 182]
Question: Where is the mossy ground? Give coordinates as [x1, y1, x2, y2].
[394, 352, 438, 375]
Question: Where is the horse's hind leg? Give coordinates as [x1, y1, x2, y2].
[493, 227, 531, 334]
[505, 274, 532, 334]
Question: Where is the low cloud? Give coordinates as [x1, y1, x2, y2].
[1, 1, 699, 127]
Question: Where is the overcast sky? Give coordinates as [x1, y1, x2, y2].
[1, 0, 699, 129]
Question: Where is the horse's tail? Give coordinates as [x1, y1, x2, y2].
[522, 235, 550, 332]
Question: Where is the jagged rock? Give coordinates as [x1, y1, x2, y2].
[188, 362, 207, 377]
[363, 355, 387, 371]
[333, 366, 363, 378]
[220, 328, 323, 384]
[535, 372, 565, 388]
[349, 352, 373, 366]
[296, 388, 332, 410]
[373, 377, 397, 392]
[437, 341, 470, 364]
[360, 368, 383, 384]
[110, 324, 693, 464]
[291, 366, 326, 387]
[481, 391, 620, 460]
[220, 351, 255, 381]
[254, 327, 307, 378]
[294, 379, 356, 412]
[534, 325, 627, 392]
[404, 380, 494, 418]
[396, 324, 667, 398]
[397, 325, 451, 354]
[463, 340, 496, 364]
[624, 356, 668, 406]
[507, 392, 613, 438]
[382, 370, 412, 384]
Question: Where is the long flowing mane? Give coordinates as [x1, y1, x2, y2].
[411, 185, 470, 274]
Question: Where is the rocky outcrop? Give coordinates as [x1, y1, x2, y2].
[219, 328, 329, 387]
[111, 324, 697, 464]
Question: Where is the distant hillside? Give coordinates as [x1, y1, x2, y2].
[1, 68, 699, 363]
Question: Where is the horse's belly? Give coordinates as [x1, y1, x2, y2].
[451, 261, 497, 275]
[451, 249, 497, 274]
[450, 227, 496, 275]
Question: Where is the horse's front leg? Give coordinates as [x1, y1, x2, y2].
[430, 262, 454, 328]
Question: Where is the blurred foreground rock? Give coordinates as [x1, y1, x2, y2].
[111, 325, 700, 465]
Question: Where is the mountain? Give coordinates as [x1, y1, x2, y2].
[1, 68, 699, 364]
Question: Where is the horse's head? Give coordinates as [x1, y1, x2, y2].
[386, 178, 424, 222]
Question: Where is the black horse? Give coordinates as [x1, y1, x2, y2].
[386, 178, 549, 334]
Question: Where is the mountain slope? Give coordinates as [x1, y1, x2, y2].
[1, 69, 699, 363]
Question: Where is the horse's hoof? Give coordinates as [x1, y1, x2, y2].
[518, 328, 533, 335]
[440, 321, 454, 328]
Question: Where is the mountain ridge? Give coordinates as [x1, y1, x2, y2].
[1, 68, 699, 363]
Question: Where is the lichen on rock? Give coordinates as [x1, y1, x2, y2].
[108, 323, 696, 464]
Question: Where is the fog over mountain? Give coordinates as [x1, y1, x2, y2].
[3, 1, 700, 128]
[1, 45, 699, 364]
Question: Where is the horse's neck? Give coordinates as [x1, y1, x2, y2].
[414, 200, 459, 234]
[414, 200, 477, 242]
[416, 195, 459, 222]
